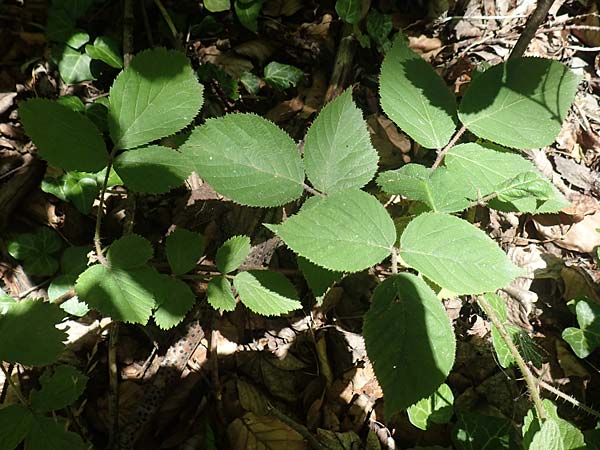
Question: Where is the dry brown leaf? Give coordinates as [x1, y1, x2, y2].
[555, 339, 591, 379]
[408, 35, 443, 61]
[228, 412, 309, 450]
[534, 211, 600, 253]
[561, 266, 600, 306]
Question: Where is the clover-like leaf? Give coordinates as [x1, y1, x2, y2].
[180, 113, 304, 207]
[216, 235, 251, 274]
[207, 275, 237, 311]
[459, 58, 581, 149]
[233, 270, 301, 316]
[108, 48, 204, 149]
[30, 365, 88, 413]
[19, 99, 108, 172]
[400, 213, 523, 294]
[166, 228, 205, 275]
[304, 90, 378, 194]
[266, 190, 395, 272]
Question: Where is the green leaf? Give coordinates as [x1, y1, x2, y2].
[180, 113, 304, 207]
[233, 270, 301, 315]
[407, 383, 454, 430]
[108, 48, 204, 149]
[7, 227, 62, 261]
[266, 190, 396, 272]
[153, 275, 196, 329]
[85, 36, 123, 68]
[452, 412, 516, 450]
[53, 45, 94, 84]
[196, 63, 239, 100]
[363, 274, 456, 418]
[205, 0, 230, 12]
[216, 235, 251, 274]
[380, 35, 457, 149]
[60, 245, 91, 276]
[400, 213, 523, 294]
[19, 99, 108, 171]
[75, 265, 158, 324]
[234, 0, 263, 32]
[166, 228, 205, 275]
[377, 164, 471, 213]
[263, 61, 303, 90]
[297, 256, 343, 304]
[24, 255, 59, 277]
[85, 98, 109, 132]
[107, 234, 153, 269]
[445, 143, 568, 213]
[495, 171, 556, 203]
[65, 31, 89, 49]
[26, 415, 87, 450]
[0, 405, 33, 450]
[335, 0, 363, 24]
[207, 275, 237, 311]
[303, 90, 378, 194]
[56, 95, 85, 112]
[366, 9, 392, 48]
[530, 420, 565, 450]
[522, 400, 584, 450]
[240, 71, 261, 94]
[459, 58, 580, 149]
[113, 145, 192, 193]
[42, 171, 99, 214]
[49, 275, 89, 317]
[0, 298, 66, 365]
[30, 365, 88, 413]
[46, 9, 76, 42]
[53, 0, 93, 19]
[562, 298, 600, 358]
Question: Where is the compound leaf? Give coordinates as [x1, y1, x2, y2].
[304, 90, 378, 194]
[107, 234, 153, 269]
[562, 298, 600, 358]
[75, 264, 158, 324]
[266, 190, 395, 272]
[363, 274, 456, 418]
[233, 270, 301, 316]
[30, 365, 88, 413]
[400, 213, 523, 294]
[19, 99, 108, 172]
[181, 113, 304, 206]
[0, 405, 33, 450]
[407, 383, 454, 430]
[166, 228, 205, 275]
[380, 36, 457, 149]
[263, 62, 303, 90]
[113, 145, 192, 193]
[459, 58, 580, 149]
[109, 48, 204, 149]
[207, 275, 237, 311]
[0, 298, 66, 366]
[153, 275, 196, 329]
[216, 235, 251, 274]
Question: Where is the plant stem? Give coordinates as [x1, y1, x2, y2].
[303, 183, 325, 197]
[538, 379, 600, 419]
[0, 364, 28, 406]
[153, 0, 178, 39]
[509, 0, 555, 59]
[391, 247, 398, 274]
[431, 124, 467, 169]
[477, 295, 547, 421]
[94, 147, 119, 267]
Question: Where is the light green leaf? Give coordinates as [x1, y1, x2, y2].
[377, 164, 471, 213]
[153, 275, 196, 329]
[234, 0, 263, 32]
[363, 274, 456, 418]
[65, 31, 89, 50]
[530, 420, 565, 450]
[335, 0, 364, 24]
[53, 45, 93, 84]
[75, 264, 158, 324]
[445, 143, 568, 213]
[180, 113, 304, 207]
[85, 36, 123, 68]
[216, 235, 251, 274]
[562, 298, 600, 358]
[400, 213, 523, 294]
[459, 58, 581, 149]
[452, 412, 516, 450]
[26, 415, 87, 450]
[108, 48, 204, 149]
[30, 365, 88, 413]
[42, 171, 99, 214]
[113, 145, 192, 193]
[166, 228, 205, 275]
[49, 275, 89, 317]
[0, 405, 32, 450]
[380, 35, 457, 149]
[304, 90, 378, 194]
[407, 383, 454, 430]
[205, 0, 230, 12]
[263, 61, 303, 90]
[207, 275, 237, 311]
[233, 270, 301, 315]
[495, 171, 556, 203]
[266, 190, 396, 272]
[56, 95, 85, 112]
[19, 99, 108, 171]
[240, 71, 261, 94]
[297, 256, 343, 304]
[0, 298, 66, 365]
[523, 400, 584, 450]
[107, 234, 153, 269]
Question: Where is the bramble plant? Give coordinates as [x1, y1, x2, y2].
[2, 29, 593, 448]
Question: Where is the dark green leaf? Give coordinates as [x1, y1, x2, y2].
[264, 61, 303, 90]
[153, 275, 196, 329]
[30, 365, 88, 413]
[166, 228, 205, 275]
[107, 234, 153, 269]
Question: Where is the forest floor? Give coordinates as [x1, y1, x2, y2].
[1, 0, 600, 449]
